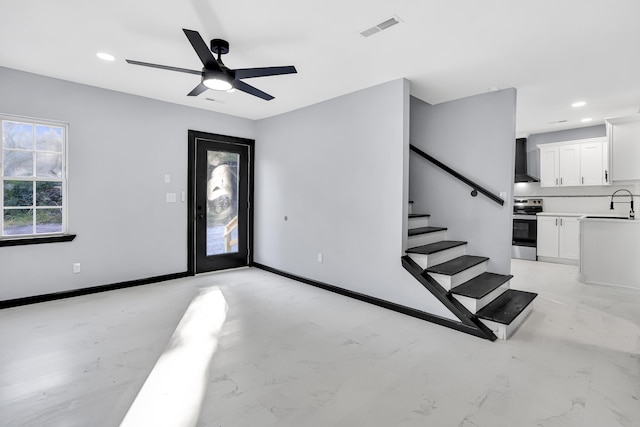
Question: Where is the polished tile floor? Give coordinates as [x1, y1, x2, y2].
[1, 260, 639, 427]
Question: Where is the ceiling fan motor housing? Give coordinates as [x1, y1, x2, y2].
[210, 39, 229, 56]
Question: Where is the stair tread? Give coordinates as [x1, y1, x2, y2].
[409, 213, 430, 218]
[426, 255, 489, 275]
[408, 226, 446, 236]
[451, 272, 513, 299]
[406, 240, 467, 255]
[476, 289, 538, 325]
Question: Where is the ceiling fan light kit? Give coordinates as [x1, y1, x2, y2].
[126, 28, 297, 101]
[202, 70, 233, 91]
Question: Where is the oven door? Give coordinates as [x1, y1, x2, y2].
[512, 216, 537, 247]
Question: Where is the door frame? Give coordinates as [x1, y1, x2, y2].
[187, 130, 255, 275]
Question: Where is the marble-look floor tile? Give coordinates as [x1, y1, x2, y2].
[1, 260, 639, 426]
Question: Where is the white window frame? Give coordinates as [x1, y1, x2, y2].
[0, 114, 69, 240]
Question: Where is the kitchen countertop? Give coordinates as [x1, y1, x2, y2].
[537, 212, 637, 221]
[536, 212, 589, 217]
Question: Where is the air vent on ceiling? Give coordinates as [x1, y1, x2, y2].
[360, 16, 401, 38]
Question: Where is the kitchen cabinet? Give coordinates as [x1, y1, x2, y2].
[538, 145, 560, 187]
[606, 114, 640, 181]
[537, 215, 579, 263]
[537, 138, 609, 187]
[580, 141, 608, 185]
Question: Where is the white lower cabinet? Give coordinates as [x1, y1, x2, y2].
[537, 216, 579, 263]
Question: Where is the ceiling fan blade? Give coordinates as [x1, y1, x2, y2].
[187, 83, 208, 97]
[234, 66, 297, 80]
[234, 80, 274, 101]
[182, 29, 221, 71]
[125, 60, 202, 75]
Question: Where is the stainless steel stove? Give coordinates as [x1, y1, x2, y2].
[512, 198, 543, 260]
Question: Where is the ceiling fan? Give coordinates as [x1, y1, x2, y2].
[126, 29, 297, 101]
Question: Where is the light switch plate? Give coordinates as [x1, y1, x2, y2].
[166, 193, 177, 203]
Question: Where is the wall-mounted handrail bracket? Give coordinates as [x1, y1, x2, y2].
[410, 144, 504, 206]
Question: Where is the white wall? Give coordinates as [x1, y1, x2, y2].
[409, 89, 517, 275]
[254, 79, 455, 318]
[0, 67, 255, 300]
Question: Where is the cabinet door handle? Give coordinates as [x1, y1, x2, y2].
[560, 177, 563, 185]
[605, 170, 608, 182]
[582, 177, 584, 184]
[560, 218, 563, 226]
[555, 218, 558, 226]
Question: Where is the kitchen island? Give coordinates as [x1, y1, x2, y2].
[579, 216, 640, 289]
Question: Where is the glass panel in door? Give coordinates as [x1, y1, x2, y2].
[206, 150, 240, 256]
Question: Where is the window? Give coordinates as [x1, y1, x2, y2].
[1, 115, 68, 239]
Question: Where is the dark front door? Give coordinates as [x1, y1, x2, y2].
[188, 131, 254, 273]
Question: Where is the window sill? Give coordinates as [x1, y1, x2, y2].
[0, 234, 76, 247]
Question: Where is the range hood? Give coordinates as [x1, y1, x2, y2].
[515, 138, 538, 183]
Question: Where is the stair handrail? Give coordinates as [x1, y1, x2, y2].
[410, 144, 504, 206]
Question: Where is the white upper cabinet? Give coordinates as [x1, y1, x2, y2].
[539, 146, 560, 187]
[606, 114, 640, 181]
[580, 141, 607, 185]
[558, 144, 581, 186]
[537, 137, 609, 187]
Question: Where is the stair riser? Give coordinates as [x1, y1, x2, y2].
[407, 231, 447, 247]
[479, 301, 534, 340]
[408, 217, 430, 228]
[452, 283, 510, 314]
[407, 246, 467, 270]
[429, 261, 488, 291]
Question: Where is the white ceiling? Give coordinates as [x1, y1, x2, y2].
[2, 0, 640, 136]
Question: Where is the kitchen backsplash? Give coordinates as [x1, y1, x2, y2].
[513, 182, 640, 215]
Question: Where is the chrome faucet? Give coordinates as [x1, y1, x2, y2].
[610, 189, 635, 219]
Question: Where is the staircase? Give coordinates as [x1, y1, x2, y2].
[403, 213, 537, 340]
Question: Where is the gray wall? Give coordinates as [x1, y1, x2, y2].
[409, 89, 517, 274]
[254, 79, 455, 318]
[0, 66, 255, 301]
[1, 68, 454, 319]
[526, 125, 606, 179]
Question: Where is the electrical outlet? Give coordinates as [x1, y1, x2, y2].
[317, 253, 323, 263]
[72, 263, 81, 274]
[166, 193, 177, 203]
[164, 174, 171, 183]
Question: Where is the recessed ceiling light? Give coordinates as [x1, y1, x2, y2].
[581, 117, 593, 123]
[572, 101, 586, 108]
[96, 52, 115, 61]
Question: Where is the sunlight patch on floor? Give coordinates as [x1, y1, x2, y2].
[119, 287, 228, 427]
